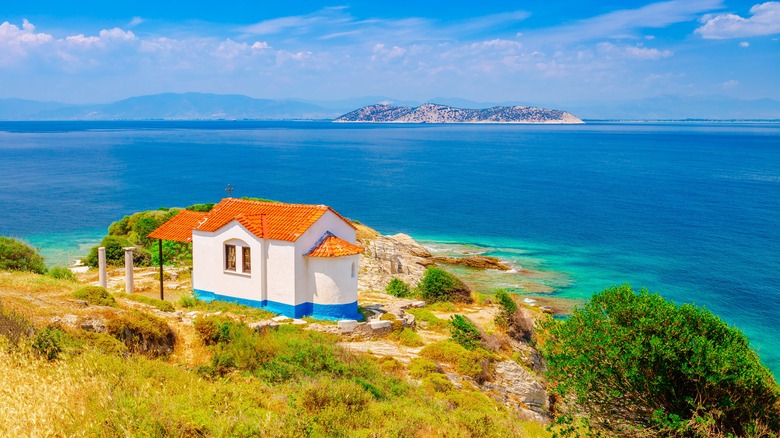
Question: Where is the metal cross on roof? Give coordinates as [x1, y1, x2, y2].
[225, 184, 235, 198]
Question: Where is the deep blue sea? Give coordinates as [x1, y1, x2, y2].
[1, 120, 778, 375]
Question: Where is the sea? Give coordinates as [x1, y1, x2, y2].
[0, 120, 778, 375]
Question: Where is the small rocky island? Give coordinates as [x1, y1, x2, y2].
[334, 102, 584, 124]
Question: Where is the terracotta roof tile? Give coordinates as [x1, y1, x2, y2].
[147, 210, 208, 243]
[149, 198, 356, 243]
[306, 232, 365, 257]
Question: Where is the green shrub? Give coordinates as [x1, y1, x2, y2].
[47, 266, 76, 281]
[106, 311, 175, 358]
[493, 289, 534, 343]
[417, 267, 472, 303]
[32, 327, 65, 360]
[73, 286, 116, 307]
[185, 203, 215, 212]
[117, 293, 174, 312]
[405, 308, 448, 332]
[449, 314, 481, 350]
[379, 312, 397, 321]
[84, 236, 152, 268]
[493, 289, 516, 330]
[299, 380, 371, 413]
[409, 358, 441, 379]
[420, 340, 493, 382]
[0, 237, 46, 274]
[386, 278, 412, 298]
[396, 328, 423, 347]
[194, 315, 239, 346]
[427, 301, 456, 312]
[542, 284, 780, 437]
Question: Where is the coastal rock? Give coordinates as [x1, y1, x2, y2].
[482, 361, 549, 419]
[432, 255, 511, 271]
[358, 233, 432, 292]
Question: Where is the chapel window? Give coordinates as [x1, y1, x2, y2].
[225, 244, 236, 271]
[242, 247, 251, 273]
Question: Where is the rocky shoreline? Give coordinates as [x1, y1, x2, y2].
[354, 224, 573, 314]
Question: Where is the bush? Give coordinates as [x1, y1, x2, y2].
[542, 284, 780, 437]
[72, 286, 116, 307]
[107, 311, 175, 358]
[417, 267, 472, 303]
[84, 236, 151, 268]
[47, 266, 75, 281]
[494, 289, 534, 343]
[0, 237, 46, 274]
[405, 308, 448, 332]
[32, 327, 65, 360]
[386, 278, 412, 298]
[449, 314, 481, 350]
[421, 374, 455, 393]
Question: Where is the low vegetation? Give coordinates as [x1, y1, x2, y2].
[542, 284, 780, 437]
[72, 286, 116, 307]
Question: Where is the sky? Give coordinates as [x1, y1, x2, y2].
[1, 1, 779, 105]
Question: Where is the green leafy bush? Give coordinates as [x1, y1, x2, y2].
[417, 267, 472, 303]
[84, 235, 151, 268]
[177, 295, 198, 308]
[386, 278, 412, 298]
[542, 284, 780, 437]
[72, 286, 116, 307]
[32, 327, 65, 360]
[0, 237, 46, 274]
[47, 266, 75, 281]
[419, 340, 493, 382]
[449, 314, 481, 350]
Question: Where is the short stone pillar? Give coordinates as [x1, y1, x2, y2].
[123, 247, 135, 294]
[98, 247, 107, 288]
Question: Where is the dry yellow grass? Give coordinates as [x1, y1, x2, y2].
[0, 346, 106, 436]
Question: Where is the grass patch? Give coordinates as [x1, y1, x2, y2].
[72, 286, 116, 307]
[394, 328, 424, 347]
[405, 308, 448, 332]
[117, 293, 175, 312]
[47, 266, 76, 281]
[427, 301, 457, 312]
[420, 340, 495, 382]
[176, 296, 274, 320]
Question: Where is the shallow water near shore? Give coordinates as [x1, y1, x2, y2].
[1, 120, 778, 375]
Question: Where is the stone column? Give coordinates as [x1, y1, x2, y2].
[123, 247, 135, 294]
[98, 247, 107, 288]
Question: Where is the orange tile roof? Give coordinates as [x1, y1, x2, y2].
[148, 210, 208, 243]
[306, 232, 365, 257]
[149, 198, 357, 243]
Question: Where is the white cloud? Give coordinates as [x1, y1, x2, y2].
[534, 0, 724, 42]
[723, 79, 739, 87]
[66, 28, 137, 47]
[696, 2, 780, 39]
[740, 41, 750, 47]
[128, 17, 144, 28]
[598, 42, 673, 60]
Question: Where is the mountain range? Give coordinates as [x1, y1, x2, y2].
[0, 92, 778, 121]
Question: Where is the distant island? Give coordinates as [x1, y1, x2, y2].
[334, 103, 584, 124]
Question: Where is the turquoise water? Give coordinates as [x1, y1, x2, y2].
[0, 120, 778, 374]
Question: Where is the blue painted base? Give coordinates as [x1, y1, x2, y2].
[193, 289, 361, 321]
